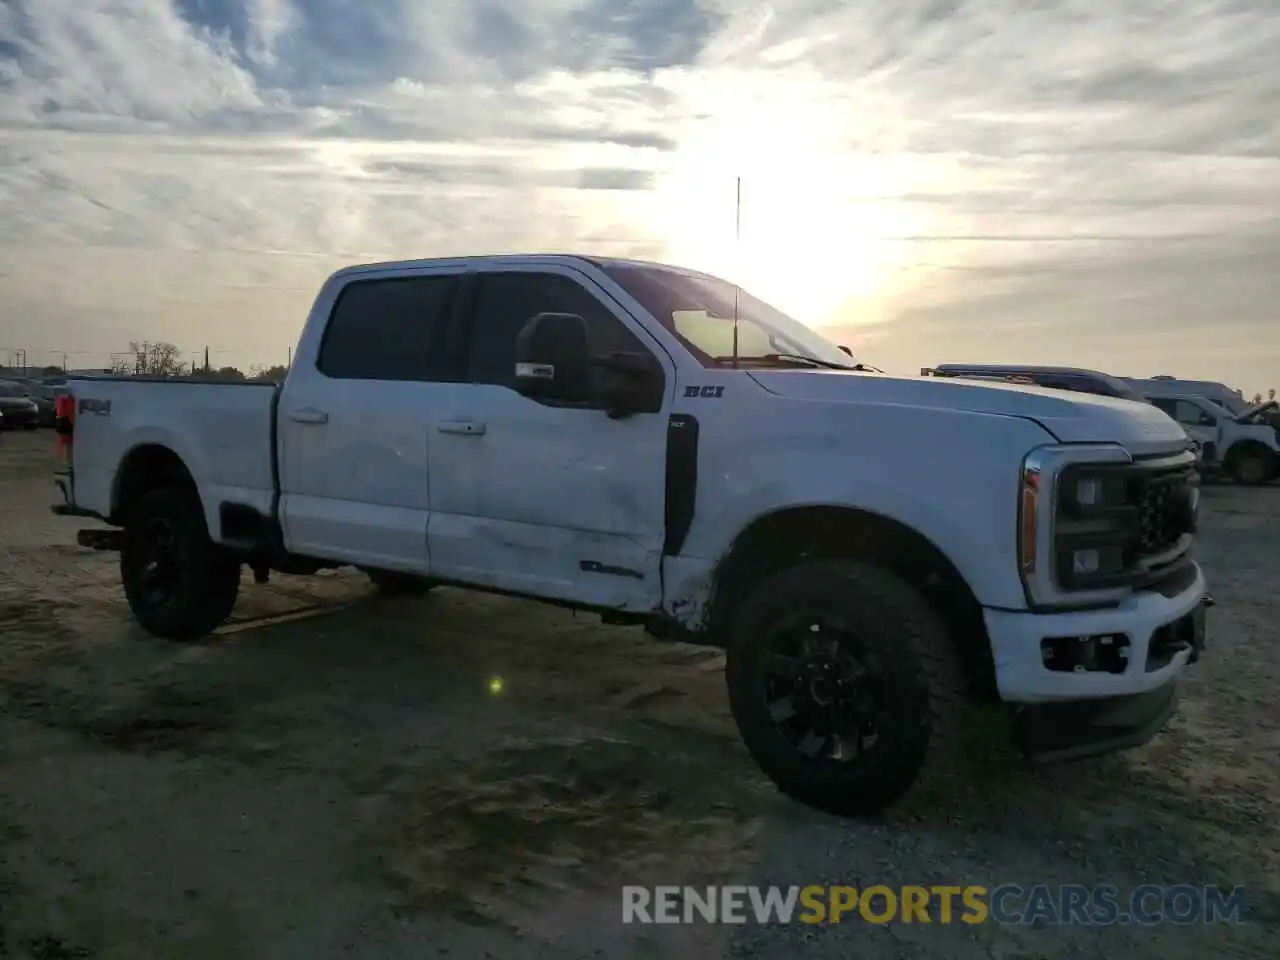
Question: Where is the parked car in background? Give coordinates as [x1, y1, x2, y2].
[0, 381, 39, 429]
[11, 380, 59, 427]
[1125, 377, 1249, 416]
[1146, 395, 1279, 485]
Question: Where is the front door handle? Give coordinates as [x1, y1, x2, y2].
[436, 420, 486, 436]
[289, 408, 329, 425]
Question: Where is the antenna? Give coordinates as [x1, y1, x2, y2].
[732, 176, 741, 367]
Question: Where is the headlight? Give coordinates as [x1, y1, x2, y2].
[1018, 444, 1135, 609]
[1018, 445, 1198, 609]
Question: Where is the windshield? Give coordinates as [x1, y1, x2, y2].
[599, 264, 857, 369]
[0, 382, 29, 398]
[1216, 394, 1250, 416]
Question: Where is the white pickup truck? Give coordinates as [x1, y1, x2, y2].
[1145, 394, 1279, 485]
[52, 254, 1212, 817]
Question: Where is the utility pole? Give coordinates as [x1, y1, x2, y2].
[287, 345, 292, 367]
[204, 346, 210, 372]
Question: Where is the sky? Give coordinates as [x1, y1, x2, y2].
[0, 0, 1276, 393]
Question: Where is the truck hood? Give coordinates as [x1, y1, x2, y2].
[1236, 399, 1278, 423]
[746, 369, 1190, 454]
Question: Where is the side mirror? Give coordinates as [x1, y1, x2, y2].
[838, 345, 853, 357]
[514, 312, 592, 402]
[594, 351, 664, 418]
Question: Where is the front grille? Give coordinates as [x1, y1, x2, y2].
[1129, 467, 1196, 561]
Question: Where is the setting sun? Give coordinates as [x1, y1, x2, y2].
[645, 71, 932, 330]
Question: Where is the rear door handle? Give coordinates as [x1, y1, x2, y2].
[436, 420, 486, 436]
[289, 408, 329, 425]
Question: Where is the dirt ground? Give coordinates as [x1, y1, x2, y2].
[0, 429, 1276, 959]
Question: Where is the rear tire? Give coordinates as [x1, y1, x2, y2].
[364, 569, 435, 597]
[725, 560, 967, 817]
[120, 487, 241, 640]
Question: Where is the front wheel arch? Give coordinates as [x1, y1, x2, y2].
[703, 505, 995, 699]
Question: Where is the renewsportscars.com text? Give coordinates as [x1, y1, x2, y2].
[621, 884, 1247, 926]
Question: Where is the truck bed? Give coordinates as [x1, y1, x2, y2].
[60, 376, 282, 539]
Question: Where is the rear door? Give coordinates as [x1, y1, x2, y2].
[278, 267, 464, 570]
[425, 265, 673, 608]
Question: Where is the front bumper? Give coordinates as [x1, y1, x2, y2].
[984, 562, 1209, 703]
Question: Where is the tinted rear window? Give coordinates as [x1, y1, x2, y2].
[317, 275, 458, 381]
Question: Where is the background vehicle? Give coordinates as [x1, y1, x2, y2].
[1146, 395, 1279, 485]
[12, 380, 59, 427]
[0, 381, 40, 429]
[922, 364, 1151, 402]
[1126, 377, 1249, 415]
[51, 255, 1210, 818]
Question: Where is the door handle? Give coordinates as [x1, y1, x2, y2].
[289, 408, 329, 425]
[436, 420, 486, 436]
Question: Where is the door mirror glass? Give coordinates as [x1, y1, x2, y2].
[514, 312, 593, 402]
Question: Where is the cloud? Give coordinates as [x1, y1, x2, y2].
[0, 0, 1276, 391]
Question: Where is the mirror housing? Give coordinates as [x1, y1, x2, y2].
[514, 312, 592, 402]
[838, 344, 853, 357]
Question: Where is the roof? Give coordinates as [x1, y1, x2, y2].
[933, 363, 1123, 379]
[328, 253, 717, 282]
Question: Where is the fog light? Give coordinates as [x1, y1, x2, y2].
[1072, 549, 1101, 575]
[1076, 477, 1102, 506]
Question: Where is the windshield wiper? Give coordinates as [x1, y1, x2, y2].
[714, 353, 868, 372]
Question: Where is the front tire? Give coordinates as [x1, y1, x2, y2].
[725, 561, 967, 817]
[1234, 451, 1273, 486]
[120, 487, 241, 640]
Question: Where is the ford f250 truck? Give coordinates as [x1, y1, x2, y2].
[51, 255, 1212, 817]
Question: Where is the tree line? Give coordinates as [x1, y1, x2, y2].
[111, 341, 289, 382]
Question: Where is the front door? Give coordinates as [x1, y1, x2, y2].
[1151, 397, 1219, 449]
[278, 268, 461, 571]
[426, 265, 673, 610]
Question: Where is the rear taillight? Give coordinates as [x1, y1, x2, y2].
[54, 395, 74, 461]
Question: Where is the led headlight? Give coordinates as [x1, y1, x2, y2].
[1018, 444, 1135, 609]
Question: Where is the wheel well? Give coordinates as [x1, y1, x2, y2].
[1223, 439, 1275, 469]
[112, 444, 197, 522]
[705, 506, 996, 698]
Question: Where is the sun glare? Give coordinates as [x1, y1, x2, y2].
[647, 74, 930, 330]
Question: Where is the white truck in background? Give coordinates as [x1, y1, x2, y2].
[1125, 377, 1250, 416]
[52, 254, 1211, 817]
[1144, 394, 1280, 485]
